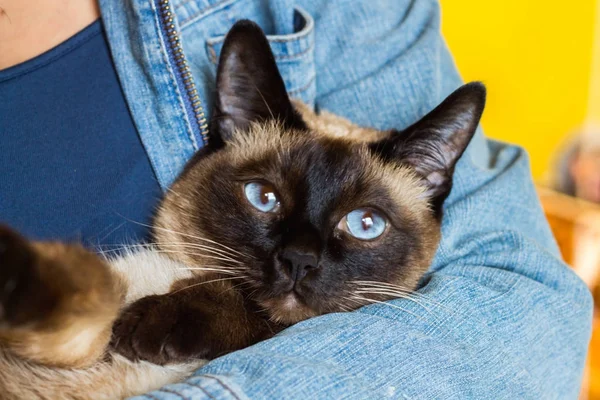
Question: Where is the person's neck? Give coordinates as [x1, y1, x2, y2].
[0, 0, 100, 70]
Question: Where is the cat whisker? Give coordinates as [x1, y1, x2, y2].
[353, 289, 432, 313]
[156, 233, 248, 257]
[352, 280, 430, 295]
[159, 243, 243, 264]
[218, 280, 255, 297]
[352, 285, 421, 299]
[98, 243, 250, 276]
[176, 267, 244, 275]
[256, 306, 271, 315]
[246, 288, 260, 300]
[350, 280, 452, 312]
[95, 244, 154, 257]
[150, 224, 257, 260]
[95, 248, 127, 258]
[169, 276, 249, 295]
[119, 219, 255, 261]
[144, 249, 246, 265]
[176, 264, 243, 270]
[350, 280, 415, 290]
[125, 238, 243, 261]
[357, 288, 447, 313]
[344, 295, 424, 321]
[333, 302, 353, 312]
[350, 281, 426, 299]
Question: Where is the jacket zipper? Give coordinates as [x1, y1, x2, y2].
[157, 0, 210, 147]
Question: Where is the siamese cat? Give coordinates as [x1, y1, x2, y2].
[0, 20, 485, 399]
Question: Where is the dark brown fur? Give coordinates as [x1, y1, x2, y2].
[104, 21, 485, 365]
[0, 226, 124, 368]
[111, 277, 280, 364]
[0, 20, 485, 398]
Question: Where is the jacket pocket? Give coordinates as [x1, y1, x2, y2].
[205, 7, 316, 105]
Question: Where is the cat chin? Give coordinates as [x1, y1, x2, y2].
[258, 293, 319, 325]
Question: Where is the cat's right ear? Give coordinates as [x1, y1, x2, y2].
[209, 20, 306, 148]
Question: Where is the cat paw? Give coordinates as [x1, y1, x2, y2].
[0, 226, 43, 327]
[110, 295, 206, 365]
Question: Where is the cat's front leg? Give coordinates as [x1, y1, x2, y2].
[111, 277, 279, 365]
[0, 226, 53, 327]
[0, 225, 125, 368]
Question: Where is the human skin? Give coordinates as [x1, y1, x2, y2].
[0, 0, 99, 69]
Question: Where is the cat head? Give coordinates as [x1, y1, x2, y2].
[155, 21, 485, 324]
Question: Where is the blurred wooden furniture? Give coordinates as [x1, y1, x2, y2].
[539, 185, 600, 287]
[538, 185, 600, 400]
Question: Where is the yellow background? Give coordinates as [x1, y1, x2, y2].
[441, 1, 596, 179]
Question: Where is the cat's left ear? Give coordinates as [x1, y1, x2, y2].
[210, 20, 306, 146]
[370, 82, 486, 210]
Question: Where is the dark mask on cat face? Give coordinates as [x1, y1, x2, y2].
[155, 21, 485, 324]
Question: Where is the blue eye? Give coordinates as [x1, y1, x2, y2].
[244, 182, 280, 212]
[341, 208, 387, 240]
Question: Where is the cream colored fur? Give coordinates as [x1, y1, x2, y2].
[0, 103, 433, 399]
[0, 249, 205, 400]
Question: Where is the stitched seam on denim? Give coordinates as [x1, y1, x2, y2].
[185, 382, 216, 399]
[176, 0, 232, 13]
[275, 43, 314, 60]
[265, 33, 312, 43]
[207, 43, 218, 64]
[202, 375, 242, 400]
[150, 0, 198, 162]
[158, 387, 190, 400]
[206, 42, 314, 65]
[0, 22, 102, 83]
[288, 75, 316, 97]
[224, 1, 237, 26]
[261, 9, 314, 43]
[205, 27, 313, 48]
[179, 0, 236, 28]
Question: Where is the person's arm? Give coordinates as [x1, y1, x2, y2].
[133, 1, 592, 398]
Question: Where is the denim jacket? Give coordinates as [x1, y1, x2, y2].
[98, 0, 593, 398]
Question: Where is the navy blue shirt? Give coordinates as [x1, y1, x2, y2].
[0, 21, 162, 248]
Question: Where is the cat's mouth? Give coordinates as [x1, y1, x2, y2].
[258, 292, 319, 325]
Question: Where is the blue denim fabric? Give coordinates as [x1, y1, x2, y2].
[97, 0, 593, 398]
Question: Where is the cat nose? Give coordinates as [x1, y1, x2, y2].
[280, 247, 319, 283]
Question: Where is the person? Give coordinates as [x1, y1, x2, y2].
[0, 0, 592, 398]
[554, 125, 600, 203]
